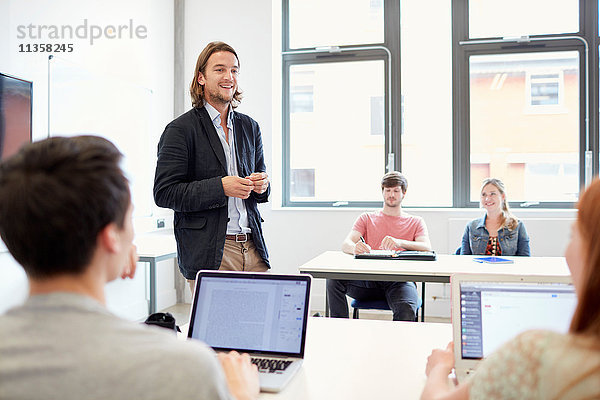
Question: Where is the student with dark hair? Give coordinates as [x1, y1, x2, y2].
[422, 179, 600, 400]
[0, 136, 259, 400]
[327, 171, 432, 321]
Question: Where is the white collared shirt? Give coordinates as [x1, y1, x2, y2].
[204, 102, 250, 234]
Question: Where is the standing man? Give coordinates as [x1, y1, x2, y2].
[328, 171, 432, 321]
[154, 42, 270, 290]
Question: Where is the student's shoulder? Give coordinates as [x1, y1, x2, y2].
[136, 325, 219, 365]
[128, 328, 230, 397]
[502, 330, 564, 359]
[399, 212, 425, 224]
[466, 216, 485, 230]
[355, 210, 381, 222]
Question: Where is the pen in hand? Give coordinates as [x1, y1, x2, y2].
[355, 236, 371, 254]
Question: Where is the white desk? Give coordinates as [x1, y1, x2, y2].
[261, 318, 451, 400]
[135, 232, 177, 315]
[299, 251, 570, 318]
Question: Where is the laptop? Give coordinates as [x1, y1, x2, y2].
[451, 273, 576, 381]
[187, 270, 311, 393]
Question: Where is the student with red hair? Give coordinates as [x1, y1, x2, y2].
[422, 179, 600, 400]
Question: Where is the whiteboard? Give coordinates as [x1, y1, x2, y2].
[48, 56, 154, 217]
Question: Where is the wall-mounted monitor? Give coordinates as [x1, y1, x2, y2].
[0, 73, 33, 160]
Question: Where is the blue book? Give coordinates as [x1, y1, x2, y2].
[473, 256, 514, 264]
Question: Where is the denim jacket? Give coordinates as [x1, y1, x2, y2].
[460, 215, 530, 256]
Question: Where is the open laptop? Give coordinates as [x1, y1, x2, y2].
[187, 270, 311, 393]
[451, 273, 576, 381]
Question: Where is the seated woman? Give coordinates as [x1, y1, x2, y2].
[421, 179, 600, 400]
[461, 178, 530, 256]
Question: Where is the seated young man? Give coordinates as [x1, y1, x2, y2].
[0, 136, 258, 400]
[327, 172, 432, 321]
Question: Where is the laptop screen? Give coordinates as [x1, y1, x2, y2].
[460, 281, 576, 359]
[188, 272, 310, 357]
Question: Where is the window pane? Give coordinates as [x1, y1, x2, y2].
[289, 61, 385, 202]
[469, 52, 580, 203]
[289, 0, 383, 49]
[400, 0, 452, 206]
[469, 0, 579, 38]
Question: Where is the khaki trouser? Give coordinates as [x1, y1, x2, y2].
[188, 237, 268, 293]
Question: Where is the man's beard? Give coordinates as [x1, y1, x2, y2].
[206, 87, 234, 106]
[385, 199, 400, 207]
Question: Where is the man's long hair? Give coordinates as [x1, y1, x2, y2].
[189, 41, 243, 109]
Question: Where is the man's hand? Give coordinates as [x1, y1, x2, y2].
[218, 351, 260, 400]
[246, 172, 269, 194]
[354, 241, 371, 255]
[381, 235, 403, 250]
[121, 244, 138, 279]
[222, 176, 254, 199]
[425, 342, 455, 377]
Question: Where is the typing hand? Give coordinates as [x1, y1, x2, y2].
[121, 244, 138, 279]
[425, 342, 454, 377]
[218, 351, 260, 400]
[246, 172, 269, 194]
[222, 176, 254, 199]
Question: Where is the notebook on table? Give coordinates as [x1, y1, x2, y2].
[354, 250, 437, 261]
[187, 270, 311, 393]
[472, 256, 514, 264]
[451, 273, 576, 382]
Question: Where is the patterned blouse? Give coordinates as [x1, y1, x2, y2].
[469, 330, 600, 399]
[485, 236, 502, 256]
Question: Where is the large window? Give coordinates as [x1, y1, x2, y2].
[400, 0, 452, 206]
[283, 0, 398, 207]
[454, 0, 597, 208]
[468, 51, 580, 203]
[468, 0, 579, 39]
[283, 0, 600, 208]
[288, 60, 386, 203]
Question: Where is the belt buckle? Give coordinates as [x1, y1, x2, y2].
[235, 233, 247, 243]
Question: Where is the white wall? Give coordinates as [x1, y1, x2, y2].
[0, 0, 175, 319]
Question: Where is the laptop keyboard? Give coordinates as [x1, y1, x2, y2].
[251, 357, 292, 373]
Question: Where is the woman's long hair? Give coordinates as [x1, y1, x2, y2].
[570, 179, 600, 335]
[553, 179, 600, 399]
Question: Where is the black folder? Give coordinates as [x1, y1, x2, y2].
[354, 250, 437, 261]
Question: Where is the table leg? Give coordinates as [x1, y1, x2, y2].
[420, 282, 425, 322]
[149, 259, 157, 315]
[325, 287, 330, 317]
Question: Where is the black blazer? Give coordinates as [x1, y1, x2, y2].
[153, 106, 270, 279]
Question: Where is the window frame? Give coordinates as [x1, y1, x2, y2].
[281, 0, 401, 208]
[452, 0, 599, 209]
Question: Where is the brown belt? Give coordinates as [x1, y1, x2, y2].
[225, 233, 250, 242]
